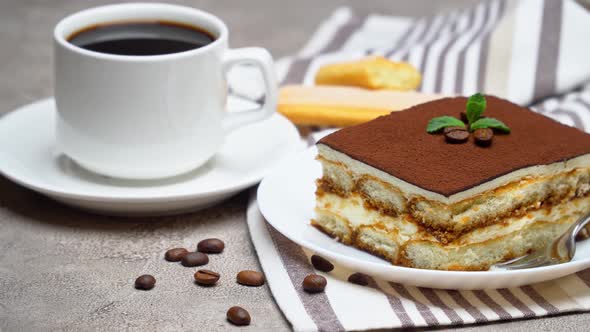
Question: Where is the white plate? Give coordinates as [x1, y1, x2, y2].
[0, 98, 301, 216]
[258, 146, 590, 289]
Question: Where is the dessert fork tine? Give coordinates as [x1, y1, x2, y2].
[491, 211, 590, 271]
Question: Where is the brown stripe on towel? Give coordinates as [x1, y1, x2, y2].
[419, 288, 464, 324]
[414, 13, 453, 82]
[472, 290, 512, 319]
[453, 3, 484, 93]
[455, 1, 494, 93]
[320, 14, 367, 53]
[282, 58, 314, 85]
[447, 290, 489, 323]
[391, 17, 434, 63]
[388, 18, 427, 60]
[477, 0, 507, 92]
[282, 13, 368, 84]
[433, 11, 464, 92]
[390, 283, 439, 326]
[367, 277, 415, 327]
[532, 0, 563, 102]
[497, 288, 536, 318]
[383, 19, 419, 58]
[520, 285, 560, 315]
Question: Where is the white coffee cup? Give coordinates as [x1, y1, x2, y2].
[53, 3, 277, 179]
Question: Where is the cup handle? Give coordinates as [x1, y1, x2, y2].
[222, 47, 278, 133]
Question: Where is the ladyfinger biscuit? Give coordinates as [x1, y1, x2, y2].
[278, 85, 443, 127]
[314, 56, 421, 91]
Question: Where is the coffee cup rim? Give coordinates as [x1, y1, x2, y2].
[54, 2, 228, 62]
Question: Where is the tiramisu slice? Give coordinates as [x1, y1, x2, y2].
[313, 95, 590, 270]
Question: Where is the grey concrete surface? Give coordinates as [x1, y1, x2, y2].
[0, 0, 588, 331]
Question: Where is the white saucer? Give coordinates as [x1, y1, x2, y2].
[257, 146, 590, 289]
[0, 98, 301, 216]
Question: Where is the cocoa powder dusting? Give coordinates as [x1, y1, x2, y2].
[319, 96, 590, 196]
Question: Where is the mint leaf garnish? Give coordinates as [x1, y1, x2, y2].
[470, 117, 510, 133]
[466, 93, 486, 125]
[426, 92, 511, 142]
[426, 116, 466, 133]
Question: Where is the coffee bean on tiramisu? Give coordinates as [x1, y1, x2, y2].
[311, 255, 334, 272]
[302, 274, 327, 293]
[164, 248, 189, 262]
[194, 269, 220, 286]
[237, 270, 265, 287]
[197, 238, 225, 254]
[442, 126, 465, 135]
[444, 128, 469, 144]
[181, 252, 209, 267]
[134, 274, 156, 290]
[474, 128, 493, 147]
[227, 306, 251, 326]
[348, 272, 370, 286]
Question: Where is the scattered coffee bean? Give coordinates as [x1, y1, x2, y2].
[227, 306, 251, 326]
[311, 255, 334, 272]
[445, 128, 469, 144]
[443, 126, 465, 135]
[302, 274, 327, 293]
[473, 128, 493, 147]
[181, 252, 209, 267]
[164, 248, 189, 262]
[348, 272, 370, 286]
[237, 270, 265, 287]
[134, 274, 156, 290]
[194, 269, 220, 286]
[197, 238, 225, 254]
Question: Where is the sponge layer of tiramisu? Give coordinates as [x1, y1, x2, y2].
[313, 96, 590, 270]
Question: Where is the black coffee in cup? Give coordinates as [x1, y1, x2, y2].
[67, 21, 215, 56]
[55, 3, 277, 179]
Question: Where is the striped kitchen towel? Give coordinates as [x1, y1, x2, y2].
[230, 0, 590, 125]
[248, 195, 590, 331]
[241, 0, 590, 330]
